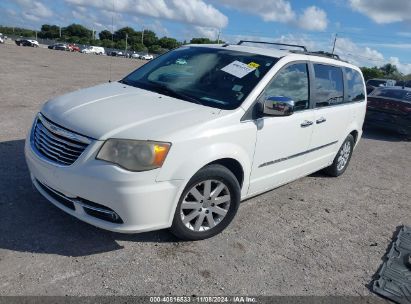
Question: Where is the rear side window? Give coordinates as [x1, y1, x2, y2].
[345, 68, 365, 102]
[313, 64, 344, 107]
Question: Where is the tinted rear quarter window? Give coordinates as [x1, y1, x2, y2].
[313, 64, 344, 107]
[345, 68, 365, 102]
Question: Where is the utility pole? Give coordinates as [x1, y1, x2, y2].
[59, 26, 61, 38]
[332, 33, 338, 54]
[217, 29, 221, 44]
[141, 26, 144, 45]
[125, 33, 128, 56]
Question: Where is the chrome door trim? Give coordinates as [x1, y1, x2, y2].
[258, 140, 338, 168]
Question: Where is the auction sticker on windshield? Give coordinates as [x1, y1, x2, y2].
[221, 61, 256, 78]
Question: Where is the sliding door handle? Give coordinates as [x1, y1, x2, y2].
[316, 117, 327, 124]
[300, 120, 313, 128]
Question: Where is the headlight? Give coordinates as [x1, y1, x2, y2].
[96, 139, 171, 172]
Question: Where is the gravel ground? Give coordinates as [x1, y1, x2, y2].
[0, 44, 409, 298]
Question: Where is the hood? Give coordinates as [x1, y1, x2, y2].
[41, 82, 221, 140]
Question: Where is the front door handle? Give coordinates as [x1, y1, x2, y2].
[300, 120, 313, 128]
[316, 117, 327, 124]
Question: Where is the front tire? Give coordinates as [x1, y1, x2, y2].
[170, 164, 240, 241]
[324, 134, 354, 177]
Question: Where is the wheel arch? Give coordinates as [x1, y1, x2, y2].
[207, 158, 244, 189]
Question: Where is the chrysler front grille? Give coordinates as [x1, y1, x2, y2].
[31, 113, 91, 166]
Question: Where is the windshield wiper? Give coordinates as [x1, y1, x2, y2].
[147, 81, 203, 106]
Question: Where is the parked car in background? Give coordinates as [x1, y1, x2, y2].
[366, 86, 411, 137]
[140, 54, 154, 60]
[0, 33, 4, 44]
[81, 46, 105, 55]
[366, 78, 396, 88]
[25, 42, 366, 240]
[68, 44, 80, 52]
[131, 53, 142, 59]
[48, 43, 69, 51]
[108, 51, 125, 57]
[15, 39, 39, 47]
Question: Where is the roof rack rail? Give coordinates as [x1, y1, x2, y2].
[237, 40, 307, 52]
[290, 50, 344, 61]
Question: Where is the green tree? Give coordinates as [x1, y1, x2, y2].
[148, 44, 163, 54]
[100, 39, 115, 48]
[0, 26, 36, 38]
[113, 27, 136, 41]
[190, 37, 223, 44]
[360, 66, 384, 80]
[99, 30, 112, 41]
[142, 30, 158, 47]
[131, 43, 147, 52]
[115, 40, 126, 50]
[380, 63, 398, 76]
[62, 24, 92, 39]
[158, 37, 180, 50]
[38, 24, 60, 39]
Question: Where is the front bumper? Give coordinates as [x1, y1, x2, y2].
[25, 138, 184, 233]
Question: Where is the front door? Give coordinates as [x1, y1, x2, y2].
[248, 62, 315, 196]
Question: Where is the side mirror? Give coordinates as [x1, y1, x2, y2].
[261, 96, 295, 116]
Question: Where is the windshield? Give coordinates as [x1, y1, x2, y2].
[121, 46, 278, 110]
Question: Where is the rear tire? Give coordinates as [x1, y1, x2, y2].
[170, 164, 240, 241]
[323, 134, 354, 177]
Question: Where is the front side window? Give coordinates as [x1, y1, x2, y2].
[263, 63, 310, 112]
[313, 64, 344, 107]
[121, 46, 278, 110]
[345, 68, 365, 102]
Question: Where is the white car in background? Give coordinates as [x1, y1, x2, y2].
[81, 46, 105, 55]
[0, 34, 4, 44]
[140, 54, 154, 60]
[25, 42, 366, 240]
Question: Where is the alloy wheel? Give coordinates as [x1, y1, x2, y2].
[180, 180, 231, 232]
[337, 141, 351, 171]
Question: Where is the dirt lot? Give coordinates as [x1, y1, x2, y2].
[0, 44, 409, 298]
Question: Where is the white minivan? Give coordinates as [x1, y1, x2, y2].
[81, 46, 105, 55]
[25, 42, 366, 240]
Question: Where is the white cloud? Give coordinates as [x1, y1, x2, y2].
[217, 0, 295, 23]
[334, 37, 385, 66]
[349, 0, 411, 24]
[389, 57, 411, 75]
[146, 20, 169, 37]
[193, 26, 219, 40]
[65, 0, 228, 29]
[362, 43, 411, 50]
[297, 6, 328, 31]
[14, 0, 53, 21]
[397, 32, 411, 38]
[214, 0, 328, 31]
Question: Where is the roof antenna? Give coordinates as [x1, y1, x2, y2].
[109, 0, 115, 83]
[331, 33, 338, 54]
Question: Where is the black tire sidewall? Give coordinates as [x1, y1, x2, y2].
[328, 135, 355, 177]
[171, 164, 240, 241]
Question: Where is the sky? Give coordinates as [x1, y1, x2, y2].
[1, 0, 411, 73]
